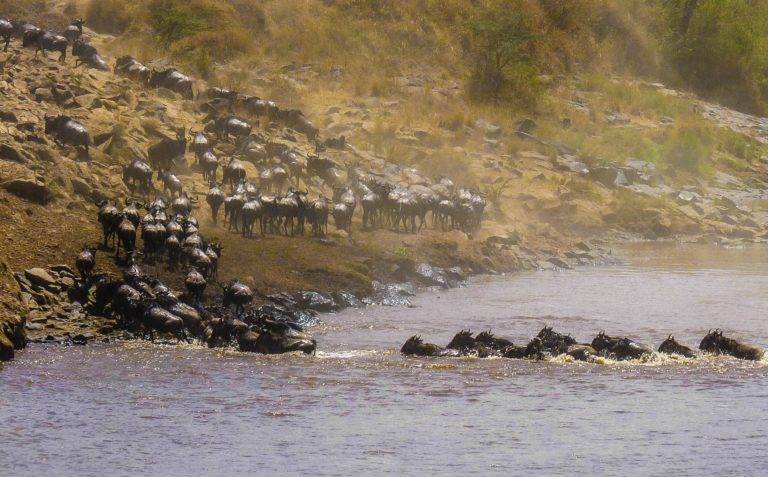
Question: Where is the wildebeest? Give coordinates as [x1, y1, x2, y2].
[75, 245, 96, 278]
[241, 197, 264, 238]
[204, 242, 222, 279]
[63, 18, 84, 43]
[199, 150, 219, 181]
[271, 166, 288, 194]
[222, 280, 254, 317]
[206, 183, 225, 224]
[160, 170, 183, 198]
[222, 158, 247, 187]
[224, 191, 246, 231]
[44, 115, 91, 153]
[184, 268, 207, 304]
[474, 330, 513, 351]
[658, 335, 696, 358]
[536, 326, 578, 356]
[115, 216, 137, 258]
[191, 131, 210, 158]
[591, 332, 653, 361]
[401, 335, 457, 357]
[122, 159, 154, 194]
[361, 189, 382, 229]
[446, 329, 482, 356]
[277, 189, 308, 236]
[97, 200, 121, 247]
[114, 55, 151, 84]
[141, 301, 187, 342]
[207, 115, 252, 140]
[171, 192, 193, 217]
[307, 197, 330, 237]
[699, 329, 764, 361]
[148, 128, 186, 171]
[280, 109, 319, 140]
[249, 321, 317, 355]
[23, 29, 68, 62]
[332, 187, 356, 233]
[244, 97, 279, 119]
[149, 68, 195, 99]
[122, 200, 143, 227]
[502, 337, 545, 360]
[0, 18, 12, 52]
[111, 283, 144, 326]
[72, 39, 108, 70]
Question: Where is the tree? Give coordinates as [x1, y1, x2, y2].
[466, 2, 539, 106]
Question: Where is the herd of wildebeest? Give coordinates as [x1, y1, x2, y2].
[6, 17, 763, 363]
[402, 327, 766, 362]
[3, 16, 486, 355]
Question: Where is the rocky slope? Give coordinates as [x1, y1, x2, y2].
[1, 18, 767, 360]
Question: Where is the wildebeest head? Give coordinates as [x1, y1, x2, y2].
[43, 115, 59, 134]
[401, 335, 424, 355]
[591, 331, 617, 353]
[699, 329, 724, 353]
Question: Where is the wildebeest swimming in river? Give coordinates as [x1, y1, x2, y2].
[699, 329, 764, 361]
[591, 331, 653, 361]
[658, 334, 696, 358]
[401, 336, 458, 357]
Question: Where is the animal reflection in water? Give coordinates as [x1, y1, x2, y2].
[402, 326, 765, 363]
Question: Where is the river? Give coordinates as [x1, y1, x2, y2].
[2, 243, 768, 476]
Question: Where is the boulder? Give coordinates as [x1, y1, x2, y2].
[515, 118, 537, 136]
[547, 257, 573, 270]
[71, 178, 92, 198]
[34, 87, 54, 102]
[0, 143, 27, 163]
[25, 268, 57, 288]
[590, 166, 628, 187]
[296, 291, 338, 313]
[414, 263, 449, 288]
[332, 291, 363, 308]
[2, 179, 53, 204]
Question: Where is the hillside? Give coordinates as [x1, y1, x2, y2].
[1, 0, 767, 359]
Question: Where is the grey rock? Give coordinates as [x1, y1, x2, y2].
[546, 257, 573, 270]
[24, 268, 57, 288]
[0, 143, 27, 163]
[2, 179, 53, 204]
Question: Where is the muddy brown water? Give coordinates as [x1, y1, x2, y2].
[2, 243, 768, 475]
